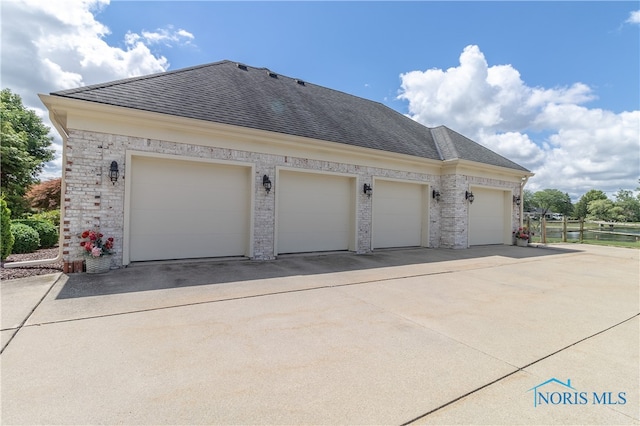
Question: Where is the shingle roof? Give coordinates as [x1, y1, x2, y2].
[430, 125, 528, 171]
[52, 60, 529, 172]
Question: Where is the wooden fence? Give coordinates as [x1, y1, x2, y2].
[524, 217, 640, 244]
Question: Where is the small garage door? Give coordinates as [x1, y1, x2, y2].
[129, 156, 251, 261]
[373, 180, 425, 248]
[469, 187, 507, 245]
[277, 171, 353, 254]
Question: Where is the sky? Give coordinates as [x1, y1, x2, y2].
[1, 0, 639, 201]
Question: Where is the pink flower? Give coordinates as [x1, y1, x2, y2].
[91, 247, 102, 257]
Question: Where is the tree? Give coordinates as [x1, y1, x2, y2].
[573, 190, 608, 219]
[0, 88, 55, 217]
[613, 189, 640, 222]
[25, 178, 61, 211]
[531, 189, 573, 216]
[587, 199, 626, 222]
[522, 189, 534, 212]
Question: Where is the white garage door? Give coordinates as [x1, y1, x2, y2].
[373, 180, 425, 249]
[129, 156, 250, 261]
[469, 187, 507, 245]
[277, 171, 353, 254]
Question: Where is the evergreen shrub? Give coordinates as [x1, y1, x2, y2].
[1, 198, 14, 260]
[30, 210, 60, 227]
[13, 219, 58, 248]
[10, 223, 40, 254]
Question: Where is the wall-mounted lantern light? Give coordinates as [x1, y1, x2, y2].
[363, 183, 372, 198]
[513, 195, 521, 206]
[465, 190, 475, 204]
[432, 189, 441, 201]
[109, 161, 119, 184]
[262, 175, 272, 194]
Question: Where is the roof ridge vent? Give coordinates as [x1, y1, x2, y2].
[267, 71, 278, 78]
[296, 79, 305, 86]
[237, 63, 248, 71]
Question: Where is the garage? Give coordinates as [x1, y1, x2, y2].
[128, 155, 251, 261]
[468, 187, 510, 245]
[277, 170, 354, 254]
[372, 180, 427, 249]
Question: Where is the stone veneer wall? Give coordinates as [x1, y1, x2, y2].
[62, 129, 520, 268]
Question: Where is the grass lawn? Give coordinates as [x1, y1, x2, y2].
[542, 238, 640, 249]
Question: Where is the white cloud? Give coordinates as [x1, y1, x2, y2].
[1, 0, 195, 180]
[138, 26, 195, 46]
[626, 10, 640, 24]
[398, 45, 640, 199]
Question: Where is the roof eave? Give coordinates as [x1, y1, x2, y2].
[443, 158, 534, 178]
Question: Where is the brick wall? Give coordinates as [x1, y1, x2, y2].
[63, 129, 520, 267]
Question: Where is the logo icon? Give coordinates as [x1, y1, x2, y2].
[528, 378, 627, 407]
[528, 378, 577, 407]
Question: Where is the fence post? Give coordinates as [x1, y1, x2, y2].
[579, 218, 584, 243]
[562, 216, 567, 242]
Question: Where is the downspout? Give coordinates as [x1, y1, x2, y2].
[520, 175, 530, 227]
[3, 117, 68, 269]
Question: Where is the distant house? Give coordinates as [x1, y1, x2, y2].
[40, 60, 533, 268]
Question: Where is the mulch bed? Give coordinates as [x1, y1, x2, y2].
[1, 248, 63, 281]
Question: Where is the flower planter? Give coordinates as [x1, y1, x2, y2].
[516, 238, 528, 247]
[85, 255, 112, 274]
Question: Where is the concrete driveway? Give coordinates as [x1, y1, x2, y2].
[2, 244, 638, 425]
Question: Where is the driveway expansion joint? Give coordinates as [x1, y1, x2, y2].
[1, 273, 62, 354]
[22, 268, 481, 328]
[401, 313, 640, 425]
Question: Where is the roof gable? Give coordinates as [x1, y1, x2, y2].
[52, 60, 529, 172]
[431, 126, 529, 171]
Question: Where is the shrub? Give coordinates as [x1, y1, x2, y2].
[1, 198, 14, 260]
[12, 219, 58, 248]
[29, 209, 60, 227]
[10, 223, 40, 254]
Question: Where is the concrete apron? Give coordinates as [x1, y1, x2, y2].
[1, 244, 638, 425]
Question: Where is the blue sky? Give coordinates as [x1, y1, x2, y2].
[97, 1, 639, 112]
[2, 1, 639, 200]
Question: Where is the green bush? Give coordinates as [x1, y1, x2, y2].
[10, 223, 40, 254]
[29, 209, 60, 227]
[1, 198, 14, 260]
[12, 219, 58, 248]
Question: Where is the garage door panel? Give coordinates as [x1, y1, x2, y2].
[130, 157, 250, 261]
[373, 180, 424, 249]
[277, 171, 352, 254]
[469, 188, 506, 245]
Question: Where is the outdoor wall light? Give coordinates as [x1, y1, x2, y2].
[109, 161, 119, 184]
[262, 175, 272, 194]
[513, 195, 521, 206]
[432, 189, 441, 201]
[363, 183, 372, 198]
[465, 190, 475, 204]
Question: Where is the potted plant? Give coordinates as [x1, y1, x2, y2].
[514, 227, 532, 247]
[80, 230, 114, 273]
